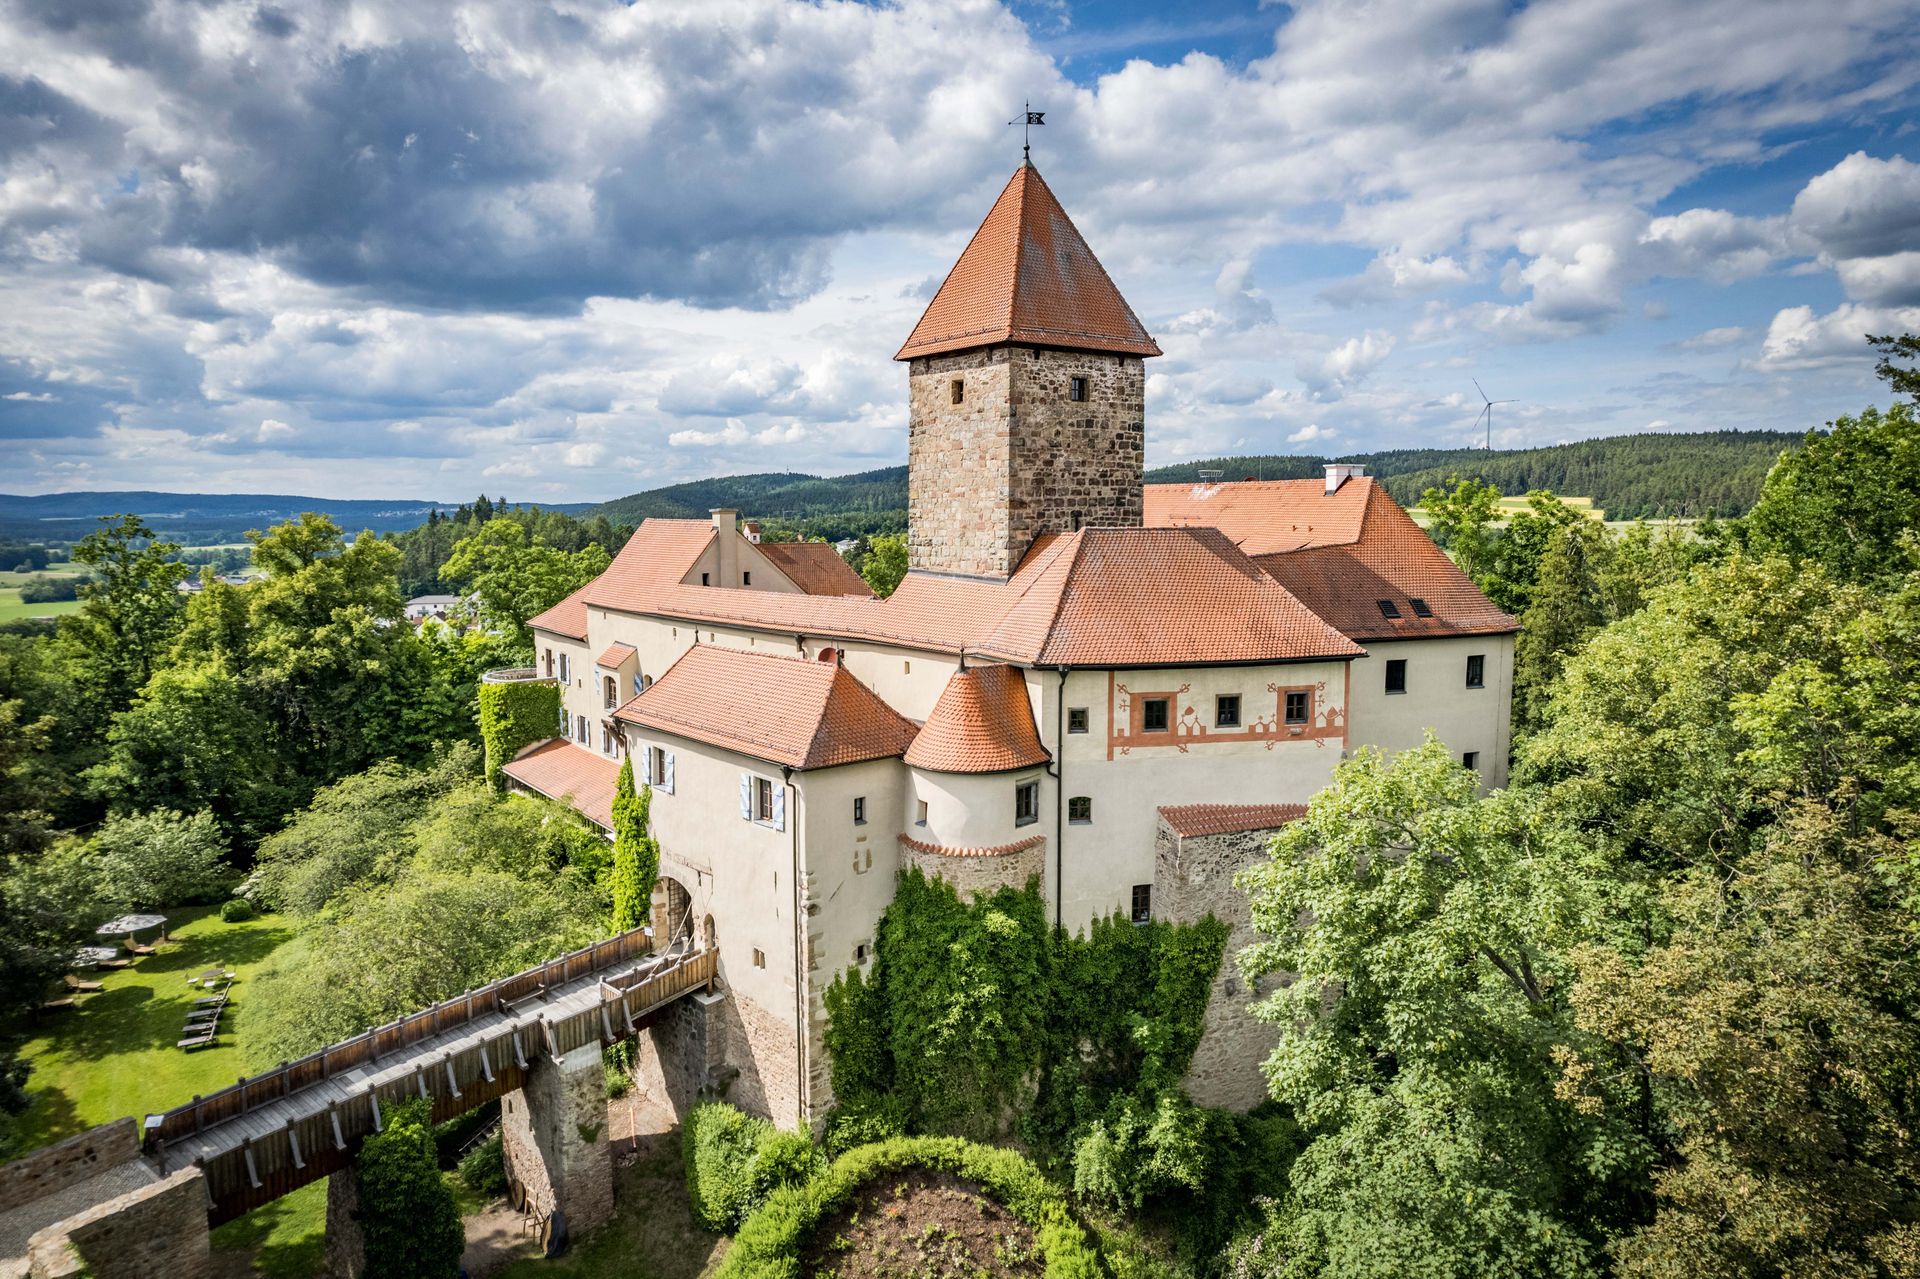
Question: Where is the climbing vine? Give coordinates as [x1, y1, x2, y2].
[609, 755, 659, 934]
[477, 678, 561, 789]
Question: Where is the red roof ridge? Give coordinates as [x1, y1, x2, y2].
[1157, 802, 1307, 839]
[898, 832, 1048, 860]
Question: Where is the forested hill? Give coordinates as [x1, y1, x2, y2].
[1143, 430, 1803, 520]
[585, 430, 1803, 535]
[0, 490, 585, 543]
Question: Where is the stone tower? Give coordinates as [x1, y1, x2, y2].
[897, 164, 1161, 580]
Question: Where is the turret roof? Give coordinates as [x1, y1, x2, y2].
[895, 164, 1160, 360]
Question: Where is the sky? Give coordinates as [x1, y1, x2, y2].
[2, 0, 1918, 502]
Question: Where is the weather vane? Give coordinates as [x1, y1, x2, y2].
[1009, 101, 1044, 163]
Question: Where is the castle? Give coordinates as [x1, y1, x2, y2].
[505, 163, 1517, 1126]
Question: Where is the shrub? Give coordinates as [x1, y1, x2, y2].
[355, 1099, 463, 1279]
[458, 1130, 507, 1198]
[91, 808, 231, 909]
[604, 1041, 633, 1099]
[717, 1136, 1102, 1279]
[220, 897, 253, 923]
[684, 1103, 821, 1234]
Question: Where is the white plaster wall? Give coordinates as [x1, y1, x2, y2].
[905, 766, 1045, 851]
[542, 635, 596, 747]
[680, 532, 809, 594]
[1039, 662, 1352, 930]
[1343, 634, 1514, 786]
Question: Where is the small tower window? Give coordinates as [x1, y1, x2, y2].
[1068, 796, 1092, 824]
[1015, 781, 1040, 826]
[1130, 884, 1152, 924]
[950, 378, 964, 404]
[1067, 707, 1089, 734]
[1070, 376, 1089, 402]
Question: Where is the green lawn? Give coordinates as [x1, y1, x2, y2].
[13, 904, 297, 1151]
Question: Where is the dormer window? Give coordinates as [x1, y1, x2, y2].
[1377, 599, 1401, 619]
[1410, 598, 1433, 618]
[950, 378, 964, 404]
[701, 572, 710, 586]
[1070, 376, 1088, 402]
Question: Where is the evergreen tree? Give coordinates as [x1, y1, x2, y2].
[1513, 522, 1612, 734]
[353, 1098, 464, 1279]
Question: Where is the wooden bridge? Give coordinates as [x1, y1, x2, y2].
[142, 929, 716, 1224]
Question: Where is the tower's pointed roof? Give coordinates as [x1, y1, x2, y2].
[896, 164, 1161, 361]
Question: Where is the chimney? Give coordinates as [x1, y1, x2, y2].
[711, 508, 739, 587]
[1323, 463, 1366, 495]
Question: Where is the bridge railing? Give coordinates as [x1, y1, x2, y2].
[146, 927, 658, 1147]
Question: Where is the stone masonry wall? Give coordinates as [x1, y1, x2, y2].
[901, 838, 1046, 901]
[1154, 819, 1284, 1112]
[0, 1117, 141, 1209]
[907, 345, 1144, 579]
[26, 1167, 210, 1279]
[500, 1042, 614, 1238]
[632, 992, 722, 1123]
[907, 348, 1015, 578]
[1008, 347, 1144, 550]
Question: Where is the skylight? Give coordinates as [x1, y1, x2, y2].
[1409, 598, 1433, 617]
[1377, 599, 1401, 619]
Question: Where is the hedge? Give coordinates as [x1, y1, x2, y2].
[684, 1102, 823, 1233]
[716, 1135, 1102, 1279]
[478, 677, 561, 789]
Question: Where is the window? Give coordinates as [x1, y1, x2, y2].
[916, 799, 929, 825]
[575, 714, 588, 743]
[1410, 597, 1433, 618]
[1385, 659, 1407, 694]
[755, 776, 775, 823]
[1463, 751, 1480, 771]
[1216, 694, 1241, 728]
[854, 942, 870, 964]
[1067, 707, 1089, 734]
[1015, 780, 1040, 826]
[1068, 796, 1092, 824]
[603, 675, 617, 709]
[1285, 690, 1310, 724]
[742, 571, 751, 586]
[752, 948, 766, 969]
[1141, 697, 1169, 732]
[741, 772, 782, 829]
[1130, 884, 1152, 925]
[644, 746, 674, 792]
[1070, 375, 1088, 402]
[1465, 654, 1486, 689]
[542, 648, 554, 677]
[950, 378, 964, 404]
[700, 572, 710, 586]
[903, 660, 911, 674]
[559, 653, 570, 683]
[600, 723, 614, 754]
[853, 796, 867, 825]
[1377, 599, 1401, 619]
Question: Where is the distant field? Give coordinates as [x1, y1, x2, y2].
[0, 591, 82, 621]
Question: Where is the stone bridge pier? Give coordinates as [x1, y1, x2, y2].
[500, 1041, 615, 1251]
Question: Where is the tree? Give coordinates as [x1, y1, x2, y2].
[1745, 402, 1920, 586]
[858, 532, 908, 598]
[609, 755, 658, 934]
[84, 661, 292, 845]
[353, 1098, 464, 1279]
[61, 514, 189, 707]
[1564, 805, 1920, 1279]
[1868, 331, 1920, 399]
[1235, 739, 1641, 1278]
[91, 809, 231, 909]
[1418, 474, 1501, 587]
[440, 518, 610, 647]
[1513, 521, 1613, 735]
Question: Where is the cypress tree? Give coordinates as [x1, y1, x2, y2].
[610, 756, 659, 936]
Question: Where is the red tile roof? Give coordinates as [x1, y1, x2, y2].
[898, 833, 1048, 860]
[1157, 803, 1306, 838]
[896, 164, 1161, 360]
[971, 528, 1364, 667]
[502, 739, 619, 831]
[1145, 478, 1518, 641]
[614, 644, 917, 770]
[596, 642, 637, 668]
[527, 584, 590, 640]
[905, 664, 1050, 774]
[552, 518, 1363, 669]
[757, 542, 872, 597]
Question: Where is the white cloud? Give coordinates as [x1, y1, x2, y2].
[1299, 331, 1394, 397]
[1677, 325, 1750, 351]
[4, 390, 57, 402]
[1755, 302, 1920, 369]
[1288, 423, 1330, 444]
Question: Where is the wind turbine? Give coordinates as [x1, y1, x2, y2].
[1472, 378, 1517, 450]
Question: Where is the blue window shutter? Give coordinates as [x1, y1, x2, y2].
[771, 783, 785, 832]
[738, 773, 752, 821]
[662, 753, 675, 795]
[633, 672, 644, 696]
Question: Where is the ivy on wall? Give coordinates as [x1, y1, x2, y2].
[477, 678, 561, 789]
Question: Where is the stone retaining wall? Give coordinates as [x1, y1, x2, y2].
[900, 835, 1045, 900]
[26, 1167, 209, 1279]
[0, 1118, 139, 1209]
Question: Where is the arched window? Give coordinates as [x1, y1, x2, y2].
[602, 674, 617, 708]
